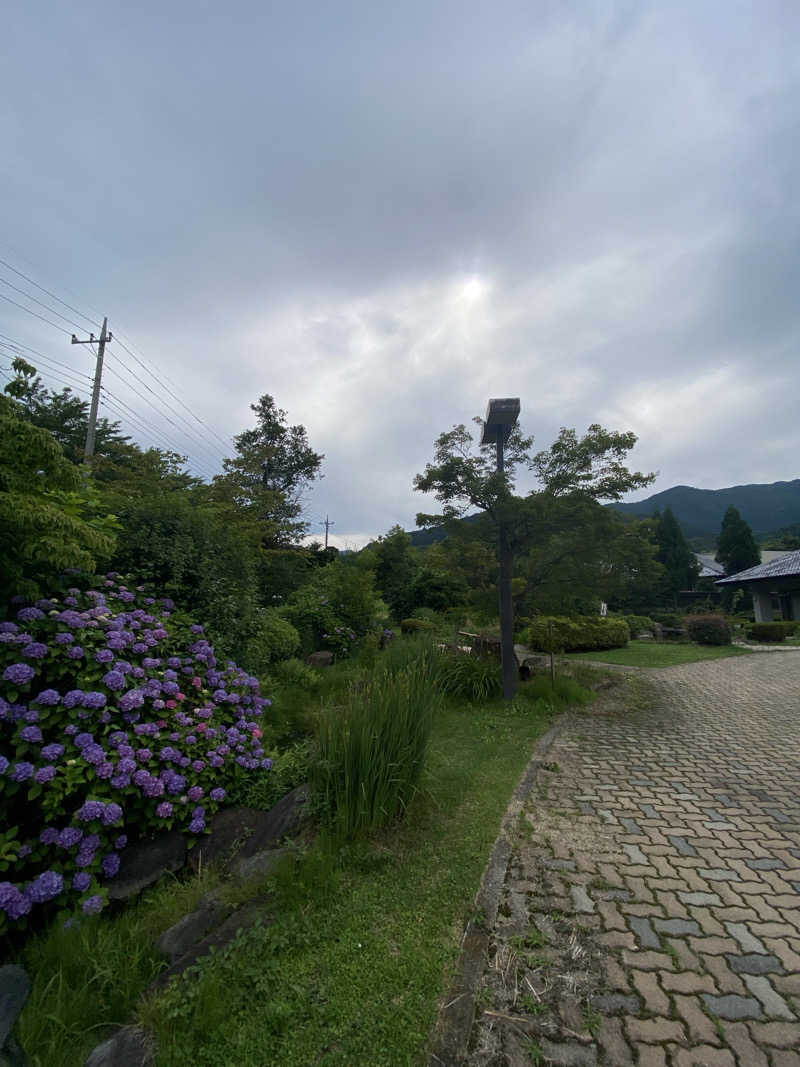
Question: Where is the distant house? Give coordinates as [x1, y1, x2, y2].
[716, 550, 800, 621]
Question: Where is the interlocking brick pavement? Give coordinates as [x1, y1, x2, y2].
[453, 653, 800, 1066]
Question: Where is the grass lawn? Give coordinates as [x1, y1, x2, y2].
[17, 676, 594, 1067]
[567, 640, 753, 668]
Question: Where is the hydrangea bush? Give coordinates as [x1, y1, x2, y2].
[0, 575, 272, 930]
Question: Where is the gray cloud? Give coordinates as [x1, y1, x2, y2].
[2, 1, 799, 546]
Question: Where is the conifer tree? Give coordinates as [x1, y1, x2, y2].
[715, 506, 760, 576]
[654, 507, 699, 606]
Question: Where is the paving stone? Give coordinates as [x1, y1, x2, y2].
[670, 1047, 736, 1067]
[721, 1020, 769, 1067]
[741, 974, 796, 1020]
[726, 953, 784, 976]
[538, 1039, 597, 1066]
[628, 916, 661, 949]
[621, 949, 674, 971]
[701, 955, 747, 996]
[679, 891, 723, 907]
[701, 993, 764, 1020]
[594, 1016, 633, 1066]
[630, 970, 669, 1015]
[770, 1051, 800, 1067]
[625, 1017, 686, 1044]
[698, 867, 742, 882]
[673, 993, 721, 1045]
[634, 1047, 667, 1067]
[747, 1021, 800, 1047]
[570, 885, 596, 914]
[620, 817, 645, 835]
[589, 992, 640, 1015]
[545, 858, 577, 871]
[724, 921, 767, 954]
[622, 843, 649, 865]
[652, 918, 701, 937]
[746, 857, 787, 871]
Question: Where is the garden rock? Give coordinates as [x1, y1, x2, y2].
[155, 894, 233, 964]
[84, 1025, 155, 1067]
[305, 650, 334, 667]
[0, 965, 30, 1066]
[106, 830, 186, 901]
[231, 846, 288, 884]
[188, 787, 309, 873]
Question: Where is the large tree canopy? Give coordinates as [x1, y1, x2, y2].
[214, 394, 324, 545]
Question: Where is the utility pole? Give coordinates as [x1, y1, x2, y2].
[320, 514, 335, 549]
[72, 317, 112, 459]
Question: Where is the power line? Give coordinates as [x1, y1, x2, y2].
[0, 338, 94, 388]
[0, 275, 89, 333]
[0, 256, 101, 330]
[0, 331, 94, 368]
[0, 291, 73, 335]
[101, 350, 227, 469]
[113, 334, 235, 452]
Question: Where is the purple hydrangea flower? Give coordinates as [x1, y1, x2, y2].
[18, 844, 32, 858]
[110, 774, 131, 789]
[191, 760, 205, 773]
[81, 895, 104, 915]
[11, 762, 34, 781]
[35, 689, 61, 705]
[67, 646, 85, 659]
[119, 690, 144, 713]
[40, 744, 64, 761]
[64, 724, 78, 736]
[17, 606, 45, 621]
[156, 801, 174, 818]
[0, 756, 9, 775]
[74, 733, 94, 749]
[58, 827, 83, 848]
[40, 827, 59, 845]
[0, 882, 31, 919]
[24, 870, 64, 903]
[83, 692, 107, 709]
[77, 800, 105, 822]
[20, 725, 43, 743]
[54, 632, 74, 645]
[102, 802, 123, 826]
[81, 744, 106, 766]
[34, 765, 57, 784]
[142, 778, 164, 798]
[95, 648, 115, 663]
[101, 853, 120, 878]
[72, 872, 91, 891]
[3, 663, 35, 685]
[95, 761, 114, 779]
[187, 786, 204, 802]
[22, 642, 48, 659]
[0, 621, 19, 633]
[114, 834, 127, 849]
[188, 817, 205, 834]
[137, 748, 153, 762]
[209, 787, 226, 802]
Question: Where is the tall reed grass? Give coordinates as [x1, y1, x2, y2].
[313, 648, 441, 837]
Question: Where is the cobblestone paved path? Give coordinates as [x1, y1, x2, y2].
[456, 654, 800, 1067]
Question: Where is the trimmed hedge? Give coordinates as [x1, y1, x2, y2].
[399, 618, 436, 634]
[686, 614, 731, 646]
[520, 616, 630, 653]
[746, 622, 796, 643]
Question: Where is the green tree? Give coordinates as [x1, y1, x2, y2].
[530, 425, 655, 500]
[0, 390, 117, 603]
[214, 394, 324, 546]
[715, 506, 760, 576]
[372, 525, 420, 619]
[654, 508, 699, 606]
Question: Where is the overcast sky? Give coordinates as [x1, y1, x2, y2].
[2, 1, 798, 547]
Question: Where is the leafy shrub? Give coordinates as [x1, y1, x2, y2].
[621, 614, 657, 637]
[243, 608, 300, 674]
[313, 654, 440, 836]
[520, 616, 630, 652]
[399, 618, 436, 634]
[409, 607, 440, 623]
[686, 615, 732, 645]
[279, 561, 378, 657]
[0, 576, 272, 930]
[435, 651, 502, 702]
[650, 612, 684, 628]
[268, 658, 320, 692]
[229, 739, 311, 812]
[746, 622, 789, 643]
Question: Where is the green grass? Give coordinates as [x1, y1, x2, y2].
[14, 647, 598, 1067]
[567, 640, 753, 667]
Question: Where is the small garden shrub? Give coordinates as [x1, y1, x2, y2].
[520, 616, 630, 652]
[400, 618, 436, 634]
[686, 615, 732, 645]
[279, 561, 378, 658]
[229, 739, 311, 812]
[313, 653, 440, 837]
[0, 576, 272, 931]
[650, 612, 684, 628]
[746, 622, 789, 643]
[243, 608, 300, 673]
[436, 651, 502, 702]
